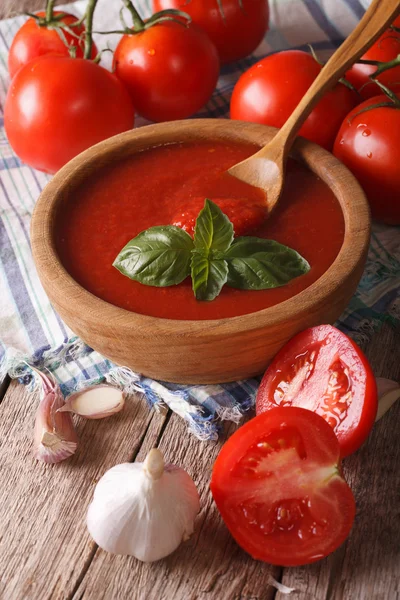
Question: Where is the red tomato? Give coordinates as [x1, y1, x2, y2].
[333, 96, 400, 225]
[172, 197, 267, 236]
[211, 407, 355, 566]
[230, 50, 358, 151]
[153, 0, 269, 64]
[8, 12, 97, 79]
[346, 16, 400, 99]
[113, 21, 219, 122]
[256, 325, 377, 457]
[5, 56, 135, 174]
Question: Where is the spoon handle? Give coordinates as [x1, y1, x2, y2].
[274, 0, 400, 154]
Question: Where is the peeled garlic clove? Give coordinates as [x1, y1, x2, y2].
[87, 448, 200, 562]
[57, 385, 125, 419]
[33, 370, 78, 464]
[375, 377, 400, 422]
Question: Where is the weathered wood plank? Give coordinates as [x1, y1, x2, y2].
[0, 380, 167, 600]
[73, 416, 280, 600]
[277, 322, 400, 599]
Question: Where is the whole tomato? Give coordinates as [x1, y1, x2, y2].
[8, 11, 97, 79]
[5, 56, 135, 174]
[230, 50, 359, 151]
[333, 95, 400, 225]
[346, 16, 400, 99]
[113, 21, 220, 122]
[153, 0, 269, 64]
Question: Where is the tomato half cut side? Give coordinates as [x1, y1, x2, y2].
[211, 407, 355, 566]
[256, 325, 377, 457]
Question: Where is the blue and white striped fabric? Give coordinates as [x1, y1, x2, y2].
[1, 0, 399, 440]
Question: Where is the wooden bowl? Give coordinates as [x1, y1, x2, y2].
[31, 120, 370, 384]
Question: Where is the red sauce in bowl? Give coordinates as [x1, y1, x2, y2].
[56, 141, 344, 320]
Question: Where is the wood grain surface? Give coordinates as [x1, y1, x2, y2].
[0, 321, 399, 599]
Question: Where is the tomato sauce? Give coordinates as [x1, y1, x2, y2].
[56, 141, 344, 320]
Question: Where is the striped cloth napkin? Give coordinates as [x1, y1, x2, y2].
[1, 0, 398, 440]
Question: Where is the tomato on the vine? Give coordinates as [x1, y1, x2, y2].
[256, 325, 377, 457]
[334, 96, 400, 225]
[153, 0, 269, 64]
[8, 11, 97, 79]
[346, 16, 400, 99]
[211, 407, 355, 566]
[113, 20, 219, 122]
[5, 56, 135, 174]
[230, 50, 358, 151]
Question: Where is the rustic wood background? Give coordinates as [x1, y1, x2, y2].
[1, 0, 75, 19]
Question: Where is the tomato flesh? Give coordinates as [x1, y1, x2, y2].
[346, 16, 400, 99]
[5, 56, 135, 174]
[256, 325, 377, 457]
[113, 21, 219, 122]
[230, 50, 358, 151]
[333, 96, 400, 225]
[153, 0, 269, 64]
[8, 12, 97, 79]
[211, 407, 355, 566]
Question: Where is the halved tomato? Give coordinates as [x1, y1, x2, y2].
[256, 325, 377, 457]
[211, 407, 355, 566]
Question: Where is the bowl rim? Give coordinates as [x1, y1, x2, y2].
[31, 119, 370, 339]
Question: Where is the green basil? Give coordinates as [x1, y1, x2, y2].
[194, 199, 234, 252]
[114, 200, 310, 302]
[225, 237, 310, 290]
[113, 226, 193, 287]
[191, 251, 228, 301]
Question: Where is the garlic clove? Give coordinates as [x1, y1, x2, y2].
[87, 449, 200, 562]
[33, 371, 78, 464]
[57, 385, 125, 419]
[376, 377, 400, 422]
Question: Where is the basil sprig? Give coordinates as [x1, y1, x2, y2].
[114, 199, 310, 301]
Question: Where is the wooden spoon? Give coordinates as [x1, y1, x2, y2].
[228, 0, 400, 214]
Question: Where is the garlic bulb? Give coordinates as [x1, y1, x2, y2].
[33, 368, 78, 464]
[87, 448, 200, 562]
[376, 377, 400, 421]
[57, 385, 124, 419]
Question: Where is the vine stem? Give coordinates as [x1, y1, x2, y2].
[123, 0, 145, 31]
[84, 0, 98, 60]
[45, 0, 56, 22]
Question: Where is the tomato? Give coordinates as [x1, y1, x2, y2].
[346, 16, 400, 99]
[113, 21, 219, 122]
[172, 196, 267, 236]
[333, 96, 400, 225]
[5, 56, 135, 174]
[153, 0, 269, 64]
[211, 407, 355, 566]
[230, 50, 358, 151]
[256, 325, 377, 457]
[8, 12, 97, 80]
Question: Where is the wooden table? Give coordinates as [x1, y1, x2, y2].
[0, 322, 399, 600]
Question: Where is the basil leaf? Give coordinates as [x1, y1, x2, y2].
[191, 251, 228, 301]
[194, 199, 234, 253]
[225, 237, 310, 290]
[113, 226, 193, 287]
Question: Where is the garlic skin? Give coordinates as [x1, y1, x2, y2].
[57, 385, 125, 419]
[87, 448, 200, 562]
[33, 369, 78, 464]
[376, 377, 400, 422]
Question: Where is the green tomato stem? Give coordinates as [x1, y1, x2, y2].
[123, 0, 145, 31]
[45, 0, 56, 22]
[84, 0, 98, 60]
